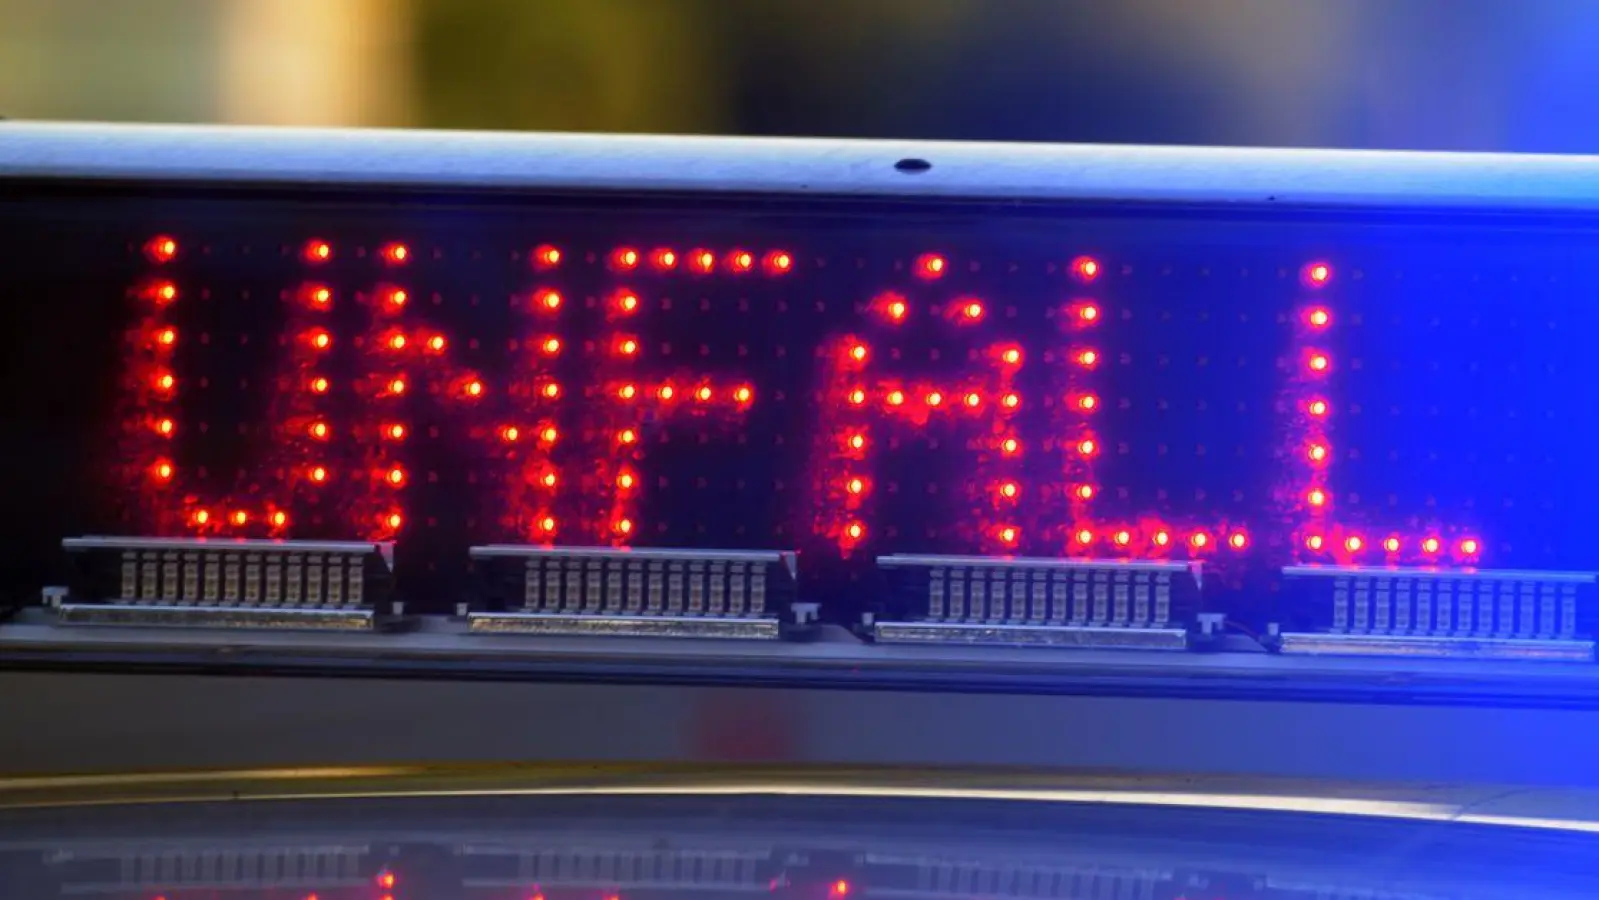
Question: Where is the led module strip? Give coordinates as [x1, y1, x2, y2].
[870, 554, 1205, 650]
[55, 536, 396, 631]
[466, 544, 799, 639]
[1273, 564, 1599, 660]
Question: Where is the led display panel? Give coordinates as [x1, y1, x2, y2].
[1, 189, 1595, 621]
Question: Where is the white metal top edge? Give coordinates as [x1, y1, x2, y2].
[1282, 564, 1598, 582]
[6, 121, 1599, 210]
[469, 544, 785, 562]
[877, 553, 1198, 573]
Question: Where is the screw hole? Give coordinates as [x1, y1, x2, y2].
[894, 158, 932, 174]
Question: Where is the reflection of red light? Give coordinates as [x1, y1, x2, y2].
[1071, 256, 1100, 281]
[1383, 536, 1401, 553]
[1073, 483, 1095, 501]
[613, 247, 640, 270]
[534, 244, 561, 267]
[1306, 307, 1331, 328]
[1228, 530, 1249, 550]
[147, 235, 178, 262]
[381, 243, 409, 264]
[1305, 534, 1324, 551]
[1422, 536, 1442, 554]
[1305, 261, 1333, 286]
[304, 239, 332, 262]
[915, 253, 946, 278]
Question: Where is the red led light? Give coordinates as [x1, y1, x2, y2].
[147, 235, 179, 263]
[657, 383, 676, 402]
[829, 881, 851, 899]
[734, 385, 754, 405]
[540, 471, 557, 488]
[1000, 346, 1022, 366]
[386, 466, 407, 487]
[998, 480, 1020, 500]
[1345, 535, 1364, 553]
[539, 515, 557, 534]
[1383, 536, 1401, 553]
[764, 250, 794, 273]
[848, 342, 869, 363]
[387, 332, 408, 351]
[152, 460, 174, 482]
[1113, 529, 1132, 547]
[191, 509, 209, 526]
[541, 382, 560, 399]
[304, 239, 332, 262]
[230, 510, 249, 526]
[156, 417, 176, 437]
[1304, 261, 1333, 286]
[998, 525, 1020, 546]
[271, 510, 288, 528]
[309, 465, 329, 483]
[463, 379, 485, 398]
[1152, 530, 1172, 548]
[147, 280, 178, 304]
[1305, 534, 1325, 551]
[381, 243, 409, 264]
[308, 421, 329, 440]
[618, 337, 639, 356]
[960, 300, 985, 321]
[1000, 392, 1020, 410]
[915, 253, 946, 279]
[306, 329, 332, 350]
[925, 390, 944, 407]
[536, 289, 562, 311]
[1189, 531, 1211, 551]
[384, 423, 406, 440]
[886, 298, 909, 322]
[533, 244, 562, 268]
[385, 376, 406, 396]
[1306, 398, 1329, 418]
[1074, 528, 1094, 546]
[845, 521, 866, 542]
[499, 425, 520, 442]
[1307, 488, 1328, 508]
[385, 512, 404, 530]
[847, 388, 867, 406]
[696, 385, 714, 402]
[618, 427, 638, 445]
[1073, 483, 1095, 501]
[154, 371, 176, 393]
[618, 383, 638, 400]
[962, 391, 982, 409]
[155, 326, 178, 347]
[691, 249, 716, 273]
[1306, 307, 1331, 328]
[1307, 442, 1329, 463]
[539, 425, 559, 443]
[1071, 256, 1101, 281]
[1422, 536, 1442, 554]
[1075, 348, 1099, 368]
[1001, 437, 1021, 456]
[1459, 537, 1481, 556]
[617, 470, 636, 490]
[1077, 303, 1100, 323]
[1076, 394, 1098, 412]
[730, 249, 755, 272]
[885, 389, 906, 407]
[617, 292, 641, 314]
[613, 247, 640, 270]
[1228, 530, 1249, 551]
[541, 336, 562, 355]
[652, 248, 677, 269]
[615, 517, 635, 536]
[306, 285, 332, 308]
[1307, 352, 1330, 373]
[1076, 438, 1097, 456]
[847, 432, 867, 451]
[846, 476, 867, 495]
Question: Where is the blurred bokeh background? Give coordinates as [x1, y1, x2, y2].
[3, 0, 1599, 152]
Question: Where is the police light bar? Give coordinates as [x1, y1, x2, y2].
[870, 554, 1204, 649]
[466, 544, 799, 638]
[1272, 565, 1599, 660]
[56, 536, 395, 631]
